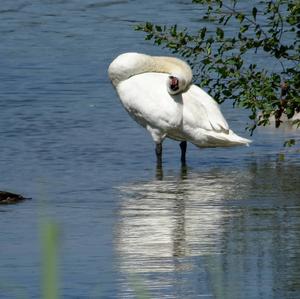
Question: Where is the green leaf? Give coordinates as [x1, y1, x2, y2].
[145, 33, 153, 40]
[206, 45, 211, 55]
[199, 27, 207, 39]
[236, 13, 245, 23]
[252, 7, 258, 21]
[155, 25, 162, 32]
[240, 25, 249, 33]
[167, 42, 178, 49]
[223, 89, 232, 97]
[216, 27, 224, 39]
[219, 15, 225, 24]
[286, 107, 295, 118]
[256, 29, 262, 38]
[284, 139, 296, 147]
[145, 22, 153, 31]
[170, 25, 177, 37]
[202, 57, 211, 65]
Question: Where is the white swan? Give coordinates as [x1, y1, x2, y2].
[108, 52, 251, 164]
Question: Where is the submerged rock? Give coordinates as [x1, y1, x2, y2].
[0, 191, 28, 204]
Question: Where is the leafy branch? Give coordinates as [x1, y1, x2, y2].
[135, 0, 300, 141]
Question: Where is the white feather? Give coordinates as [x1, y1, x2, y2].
[108, 52, 251, 149]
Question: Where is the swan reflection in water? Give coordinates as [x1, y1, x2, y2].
[115, 162, 300, 298]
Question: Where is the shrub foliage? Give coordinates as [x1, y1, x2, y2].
[135, 0, 300, 139]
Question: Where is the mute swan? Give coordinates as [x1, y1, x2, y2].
[108, 52, 251, 164]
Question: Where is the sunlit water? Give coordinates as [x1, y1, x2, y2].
[0, 1, 299, 298]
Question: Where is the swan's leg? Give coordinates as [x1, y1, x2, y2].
[146, 125, 166, 166]
[180, 141, 187, 165]
[155, 142, 163, 166]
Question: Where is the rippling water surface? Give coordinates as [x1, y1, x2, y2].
[0, 0, 299, 298]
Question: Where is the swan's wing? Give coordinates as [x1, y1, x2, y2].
[116, 72, 182, 131]
[182, 85, 251, 147]
[182, 85, 229, 133]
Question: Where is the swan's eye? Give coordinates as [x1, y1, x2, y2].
[169, 76, 179, 91]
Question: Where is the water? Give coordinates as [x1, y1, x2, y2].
[0, 0, 299, 298]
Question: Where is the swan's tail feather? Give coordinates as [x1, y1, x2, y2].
[192, 130, 251, 148]
[224, 130, 252, 146]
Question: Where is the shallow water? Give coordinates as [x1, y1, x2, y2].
[0, 0, 299, 298]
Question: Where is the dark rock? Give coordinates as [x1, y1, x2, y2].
[0, 191, 28, 204]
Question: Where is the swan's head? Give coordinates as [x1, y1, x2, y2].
[167, 74, 189, 95]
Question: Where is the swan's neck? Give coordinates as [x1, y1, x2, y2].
[108, 53, 193, 94]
